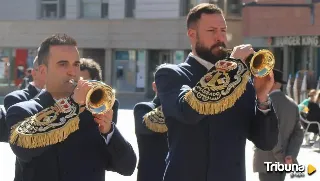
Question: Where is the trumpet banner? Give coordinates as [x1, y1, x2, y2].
[184, 58, 250, 115]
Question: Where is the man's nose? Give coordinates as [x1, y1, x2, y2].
[215, 32, 224, 43]
[67, 66, 77, 77]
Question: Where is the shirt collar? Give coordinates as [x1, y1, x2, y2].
[189, 52, 214, 70]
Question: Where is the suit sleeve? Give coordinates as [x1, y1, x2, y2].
[248, 105, 279, 151]
[6, 104, 52, 162]
[112, 100, 119, 125]
[134, 103, 156, 135]
[104, 126, 137, 176]
[286, 107, 304, 160]
[6, 97, 82, 162]
[155, 67, 205, 125]
[4, 94, 26, 111]
[0, 108, 8, 142]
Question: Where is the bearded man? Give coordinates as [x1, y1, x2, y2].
[154, 3, 279, 181]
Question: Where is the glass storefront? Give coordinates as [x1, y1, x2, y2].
[136, 50, 146, 92]
[174, 50, 185, 64]
[113, 50, 138, 92]
[0, 48, 38, 87]
[27, 49, 38, 69]
[272, 47, 284, 71]
[0, 48, 12, 84]
[112, 49, 189, 95]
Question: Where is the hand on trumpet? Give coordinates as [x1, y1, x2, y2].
[71, 77, 93, 105]
[229, 44, 274, 107]
[229, 44, 255, 63]
[93, 110, 113, 134]
[254, 71, 274, 104]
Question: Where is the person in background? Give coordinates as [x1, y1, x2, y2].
[303, 90, 320, 147]
[0, 107, 7, 142]
[299, 89, 318, 145]
[134, 68, 168, 181]
[19, 68, 33, 90]
[4, 56, 45, 111]
[2, 56, 46, 181]
[79, 58, 119, 124]
[298, 89, 316, 113]
[253, 69, 303, 181]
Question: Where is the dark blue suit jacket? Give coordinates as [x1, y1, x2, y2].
[6, 91, 136, 181]
[4, 84, 40, 111]
[111, 99, 119, 125]
[1, 84, 40, 143]
[0, 107, 6, 142]
[2, 84, 41, 181]
[155, 56, 279, 181]
[134, 97, 168, 181]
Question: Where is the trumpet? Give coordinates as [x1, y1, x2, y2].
[69, 79, 116, 114]
[221, 48, 275, 78]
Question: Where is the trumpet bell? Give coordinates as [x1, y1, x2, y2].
[85, 80, 116, 114]
[249, 49, 275, 78]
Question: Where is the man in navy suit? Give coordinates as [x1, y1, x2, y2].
[4, 56, 45, 111]
[2, 56, 46, 181]
[155, 3, 279, 181]
[0, 107, 6, 142]
[79, 58, 119, 124]
[6, 34, 136, 181]
[134, 71, 168, 181]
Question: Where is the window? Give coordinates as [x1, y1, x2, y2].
[113, 50, 137, 92]
[81, 0, 109, 18]
[227, 0, 242, 15]
[180, 0, 204, 16]
[101, 3, 108, 18]
[125, 0, 135, 18]
[40, 0, 65, 19]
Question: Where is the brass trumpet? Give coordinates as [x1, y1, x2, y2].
[222, 48, 275, 77]
[69, 79, 116, 114]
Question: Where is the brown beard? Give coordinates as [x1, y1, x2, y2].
[195, 40, 227, 64]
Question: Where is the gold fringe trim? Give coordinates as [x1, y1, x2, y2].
[10, 116, 80, 149]
[143, 107, 168, 133]
[184, 71, 250, 115]
[144, 117, 168, 133]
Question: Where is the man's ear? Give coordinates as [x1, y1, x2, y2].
[187, 28, 197, 41]
[38, 65, 47, 77]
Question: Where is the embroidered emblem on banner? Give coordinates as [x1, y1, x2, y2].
[143, 106, 168, 133]
[184, 59, 250, 115]
[56, 98, 72, 113]
[9, 97, 85, 149]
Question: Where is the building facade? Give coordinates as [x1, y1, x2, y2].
[242, 0, 320, 81]
[0, 0, 243, 97]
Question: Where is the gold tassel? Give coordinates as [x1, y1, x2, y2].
[10, 116, 80, 149]
[9, 101, 82, 149]
[184, 71, 250, 115]
[144, 116, 168, 133]
[143, 107, 168, 133]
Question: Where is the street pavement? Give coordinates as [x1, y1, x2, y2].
[1, 109, 320, 181]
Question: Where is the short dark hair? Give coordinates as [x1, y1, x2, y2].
[80, 58, 102, 81]
[37, 34, 77, 66]
[186, 3, 223, 29]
